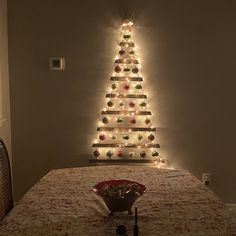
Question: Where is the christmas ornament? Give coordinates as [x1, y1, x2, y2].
[106, 150, 113, 158]
[129, 101, 135, 108]
[93, 150, 100, 157]
[117, 117, 123, 123]
[117, 150, 123, 158]
[119, 101, 124, 107]
[123, 134, 129, 140]
[139, 101, 146, 107]
[102, 117, 109, 124]
[129, 152, 134, 158]
[145, 118, 151, 125]
[138, 133, 143, 140]
[130, 118, 136, 124]
[152, 151, 159, 157]
[148, 134, 155, 141]
[99, 133, 106, 141]
[129, 50, 135, 55]
[111, 134, 117, 140]
[123, 34, 131, 39]
[123, 84, 130, 90]
[119, 49, 125, 56]
[111, 83, 117, 90]
[160, 158, 165, 163]
[115, 65, 121, 73]
[135, 84, 142, 90]
[107, 100, 114, 107]
[124, 67, 130, 72]
[140, 151, 146, 158]
[132, 67, 139, 74]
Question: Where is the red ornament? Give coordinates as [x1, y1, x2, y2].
[117, 150, 123, 158]
[93, 150, 100, 157]
[132, 67, 139, 74]
[114, 65, 121, 73]
[99, 134, 106, 141]
[148, 134, 155, 141]
[123, 84, 130, 90]
[107, 100, 114, 107]
[119, 49, 125, 56]
[140, 151, 146, 158]
[130, 118, 136, 124]
[129, 101, 135, 108]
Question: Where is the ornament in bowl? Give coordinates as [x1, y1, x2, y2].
[93, 180, 146, 216]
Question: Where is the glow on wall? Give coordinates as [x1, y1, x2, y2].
[90, 18, 165, 165]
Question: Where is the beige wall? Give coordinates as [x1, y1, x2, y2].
[0, 0, 11, 159]
[8, 0, 236, 202]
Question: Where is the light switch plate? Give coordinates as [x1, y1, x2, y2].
[49, 57, 65, 70]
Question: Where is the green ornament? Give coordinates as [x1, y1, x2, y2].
[152, 151, 159, 157]
[139, 101, 146, 107]
[107, 100, 114, 107]
[123, 34, 131, 39]
[119, 102, 124, 107]
[138, 133, 143, 140]
[111, 83, 117, 90]
[106, 150, 113, 158]
[145, 118, 151, 125]
[123, 134, 129, 140]
[117, 117, 123, 123]
[102, 117, 109, 124]
[135, 84, 142, 90]
[124, 67, 130, 72]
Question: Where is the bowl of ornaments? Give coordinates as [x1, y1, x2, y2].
[93, 179, 146, 216]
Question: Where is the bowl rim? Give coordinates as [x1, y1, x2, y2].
[92, 179, 146, 197]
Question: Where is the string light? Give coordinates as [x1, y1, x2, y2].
[90, 19, 164, 167]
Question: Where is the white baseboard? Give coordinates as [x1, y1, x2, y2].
[226, 204, 236, 213]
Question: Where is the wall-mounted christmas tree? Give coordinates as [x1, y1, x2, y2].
[90, 18, 165, 165]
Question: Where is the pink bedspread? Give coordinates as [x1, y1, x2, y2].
[0, 165, 232, 235]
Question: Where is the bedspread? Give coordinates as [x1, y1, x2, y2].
[0, 165, 232, 235]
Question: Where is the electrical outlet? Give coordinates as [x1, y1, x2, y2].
[202, 173, 211, 186]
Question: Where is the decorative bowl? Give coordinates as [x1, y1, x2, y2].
[93, 179, 146, 216]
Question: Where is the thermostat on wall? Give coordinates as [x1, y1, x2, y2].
[49, 57, 65, 70]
